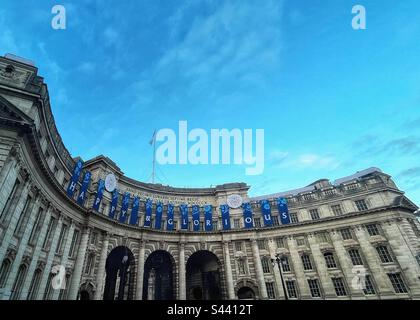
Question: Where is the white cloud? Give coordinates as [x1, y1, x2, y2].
[77, 61, 95, 73]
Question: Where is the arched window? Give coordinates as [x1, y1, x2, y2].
[28, 268, 43, 300]
[11, 264, 28, 300]
[0, 259, 12, 288]
[323, 252, 337, 268]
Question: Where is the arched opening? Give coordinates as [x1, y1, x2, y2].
[103, 246, 135, 300]
[186, 250, 222, 300]
[237, 286, 256, 300]
[80, 290, 90, 300]
[142, 250, 175, 300]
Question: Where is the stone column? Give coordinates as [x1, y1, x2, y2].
[307, 233, 336, 298]
[135, 239, 146, 300]
[36, 216, 63, 300]
[178, 243, 186, 300]
[286, 236, 312, 298]
[68, 226, 91, 300]
[20, 206, 52, 299]
[0, 157, 18, 214]
[382, 218, 420, 298]
[222, 241, 235, 299]
[353, 226, 394, 298]
[0, 179, 30, 264]
[329, 230, 364, 298]
[51, 222, 76, 300]
[251, 239, 268, 299]
[267, 239, 285, 299]
[1, 195, 41, 300]
[93, 232, 109, 300]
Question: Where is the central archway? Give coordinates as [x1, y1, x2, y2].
[186, 250, 222, 300]
[103, 246, 135, 300]
[142, 250, 175, 300]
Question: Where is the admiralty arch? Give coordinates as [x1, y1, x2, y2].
[0, 54, 419, 300]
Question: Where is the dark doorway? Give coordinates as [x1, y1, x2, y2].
[80, 290, 90, 300]
[143, 250, 175, 300]
[103, 246, 135, 300]
[186, 250, 222, 300]
[237, 287, 255, 300]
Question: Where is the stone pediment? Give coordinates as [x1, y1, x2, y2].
[0, 94, 33, 127]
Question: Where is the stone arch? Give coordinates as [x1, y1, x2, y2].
[103, 246, 135, 300]
[79, 282, 95, 300]
[142, 250, 176, 300]
[235, 279, 259, 300]
[186, 250, 223, 300]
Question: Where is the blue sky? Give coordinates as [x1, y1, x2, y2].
[1, 0, 419, 204]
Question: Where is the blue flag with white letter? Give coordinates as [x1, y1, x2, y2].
[129, 196, 140, 225]
[155, 202, 163, 229]
[277, 197, 290, 225]
[180, 204, 188, 230]
[77, 171, 91, 206]
[109, 189, 119, 219]
[261, 199, 273, 226]
[119, 192, 130, 223]
[166, 203, 174, 231]
[192, 205, 200, 231]
[144, 199, 152, 227]
[242, 202, 254, 229]
[204, 205, 213, 231]
[67, 159, 83, 198]
[92, 179, 105, 211]
[221, 204, 231, 230]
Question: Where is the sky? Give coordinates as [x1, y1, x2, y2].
[1, 0, 419, 205]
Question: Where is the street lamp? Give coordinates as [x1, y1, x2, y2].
[271, 253, 288, 300]
[117, 254, 129, 300]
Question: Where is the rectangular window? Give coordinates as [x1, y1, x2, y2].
[348, 249, 364, 266]
[254, 218, 261, 227]
[234, 219, 240, 229]
[332, 277, 347, 296]
[366, 224, 380, 236]
[261, 257, 271, 273]
[331, 204, 343, 216]
[69, 229, 79, 258]
[309, 209, 320, 220]
[212, 221, 217, 231]
[235, 242, 243, 252]
[355, 199, 368, 211]
[56, 224, 68, 254]
[316, 232, 330, 243]
[301, 255, 313, 270]
[363, 275, 376, 295]
[308, 279, 321, 297]
[42, 217, 56, 249]
[29, 208, 43, 245]
[281, 256, 291, 272]
[85, 255, 95, 275]
[257, 239, 267, 250]
[376, 246, 393, 263]
[340, 228, 353, 240]
[290, 212, 298, 223]
[272, 216, 279, 226]
[387, 273, 408, 293]
[237, 259, 247, 275]
[296, 237, 306, 246]
[285, 281, 298, 298]
[276, 237, 285, 248]
[0, 179, 20, 219]
[266, 282, 276, 299]
[14, 196, 31, 236]
[324, 252, 337, 268]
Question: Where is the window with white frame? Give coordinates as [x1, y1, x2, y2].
[366, 224, 380, 236]
[266, 282, 276, 299]
[387, 273, 408, 293]
[332, 277, 347, 296]
[363, 275, 376, 295]
[376, 245, 393, 263]
[234, 219, 240, 229]
[235, 241, 243, 252]
[254, 218, 261, 227]
[331, 204, 343, 216]
[340, 228, 353, 240]
[281, 256, 291, 272]
[308, 279, 321, 297]
[290, 212, 298, 223]
[348, 248, 364, 265]
[272, 215, 280, 226]
[301, 254, 313, 270]
[309, 209, 320, 220]
[324, 252, 337, 268]
[261, 257, 271, 273]
[285, 280, 298, 298]
[355, 199, 368, 211]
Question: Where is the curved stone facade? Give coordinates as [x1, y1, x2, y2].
[0, 54, 419, 300]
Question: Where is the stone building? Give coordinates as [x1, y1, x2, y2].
[0, 54, 419, 300]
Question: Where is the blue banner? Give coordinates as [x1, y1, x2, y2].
[119, 192, 130, 223]
[221, 204, 231, 230]
[129, 196, 140, 225]
[109, 189, 119, 219]
[204, 205, 213, 231]
[277, 197, 290, 225]
[92, 179, 105, 211]
[166, 203, 174, 231]
[180, 204, 189, 230]
[67, 159, 83, 198]
[155, 202, 163, 230]
[192, 205, 200, 231]
[77, 171, 91, 206]
[261, 199, 273, 226]
[144, 199, 152, 227]
[242, 202, 254, 229]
